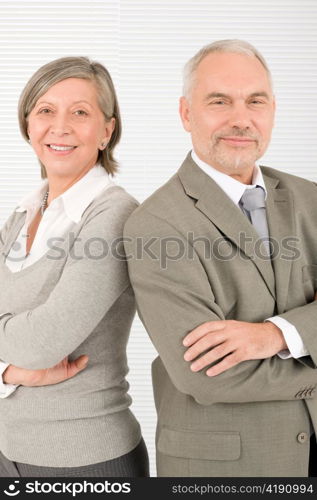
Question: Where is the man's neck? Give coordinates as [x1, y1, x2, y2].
[229, 170, 254, 185]
[192, 150, 256, 185]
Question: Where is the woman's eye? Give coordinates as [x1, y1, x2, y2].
[38, 108, 52, 114]
[74, 110, 88, 116]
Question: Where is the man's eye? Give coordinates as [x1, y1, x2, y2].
[213, 100, 225, 105]
[74, 110, 88, 116]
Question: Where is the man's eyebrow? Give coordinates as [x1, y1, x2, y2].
[204, 92, 229, 101]
[249, 92, 270, 99]
[204, 91, 270, 101]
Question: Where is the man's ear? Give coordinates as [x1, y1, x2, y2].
[179, 96, 191, 132]
[272, 96, 276, 128]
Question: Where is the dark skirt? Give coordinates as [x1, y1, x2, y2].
[0, 437, 149, 477]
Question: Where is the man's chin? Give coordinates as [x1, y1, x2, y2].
[209, 142, 263, 170]
[212, 152, 259, 173]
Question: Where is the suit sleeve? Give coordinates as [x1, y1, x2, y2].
[124, 210, 317, 405]
[0, 200, 137, 369]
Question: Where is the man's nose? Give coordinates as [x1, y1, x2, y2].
[227, 103, 252, 129]
[49, 113, 72, 136]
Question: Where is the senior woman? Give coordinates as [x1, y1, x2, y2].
[0, 57, 149, 477]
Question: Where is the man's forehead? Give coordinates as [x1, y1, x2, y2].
[198, 50, 265, 68]
[193, 53, 272, 95]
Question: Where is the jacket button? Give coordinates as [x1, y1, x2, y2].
[297, 432, 308, 444]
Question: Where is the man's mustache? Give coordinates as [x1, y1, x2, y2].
[214, 129, 260, 142]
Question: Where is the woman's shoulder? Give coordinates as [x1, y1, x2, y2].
[100, 184, 139, 206]
[0, 210, 25, 244]
[80, 185, 139, 233]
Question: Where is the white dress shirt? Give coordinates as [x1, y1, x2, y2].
[191, 150, 309, 360]
[0, 165, 115, 397]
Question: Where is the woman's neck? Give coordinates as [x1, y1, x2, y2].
[46, 166, 94, 205]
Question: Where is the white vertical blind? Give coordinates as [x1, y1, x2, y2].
[0, 0, 316, 476]
[0, 0, 119, 213]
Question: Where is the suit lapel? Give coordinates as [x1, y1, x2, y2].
[262, 169, 295, 313]
[178, 154, 276, 299]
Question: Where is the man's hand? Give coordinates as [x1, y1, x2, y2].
[183, 320, 287, 377]
[3, 355, 89, 387]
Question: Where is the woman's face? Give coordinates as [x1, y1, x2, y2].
[27, 77, 114, 179]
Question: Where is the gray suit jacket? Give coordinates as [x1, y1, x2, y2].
[124, 154, 317, 476]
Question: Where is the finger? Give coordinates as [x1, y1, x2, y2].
[183, 320, 226, 347]
[58, 356, 69, 368]
[67, 355, 89, 378]
[190, 344, 232, 371]
[206, 353, 239, 376]
[184, 333, 225, 361]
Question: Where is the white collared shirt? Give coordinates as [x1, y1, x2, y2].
[192, 150, 267, 204]
[7, 164, 114, 272]
[191, 150, 308, 360]
[0, 164, 115, 397]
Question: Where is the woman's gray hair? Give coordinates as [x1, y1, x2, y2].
[183, 39, 273, 98]
[18, 56, 121, 177]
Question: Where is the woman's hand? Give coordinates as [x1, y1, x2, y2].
[3, 355, 89, 386]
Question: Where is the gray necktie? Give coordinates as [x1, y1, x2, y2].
[239, 186, 270, 256]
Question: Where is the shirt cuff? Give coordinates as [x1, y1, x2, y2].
[0, 362, 18, 398]
[265, 316, 309, 359]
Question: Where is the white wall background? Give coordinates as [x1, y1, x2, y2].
[0, 0, 316, 476]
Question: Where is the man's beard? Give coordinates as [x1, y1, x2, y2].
[207, 129, 263, 171]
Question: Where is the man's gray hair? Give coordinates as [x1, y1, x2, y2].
[183, 39, 273, 98]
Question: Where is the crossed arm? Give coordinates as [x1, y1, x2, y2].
[3, 355, 88, 386]
[3, 212, 317, 393]
[182, 297, 317, 377]
[2, 318, 285, 387]
[0, 200, 136, 389]
[122, 211, 317, 405]
[183, 319, 287, 376]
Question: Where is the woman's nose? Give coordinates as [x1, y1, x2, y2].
[49, 113, 72, 136]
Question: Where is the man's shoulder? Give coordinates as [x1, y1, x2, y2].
[125, 172, 185, 229]
[261, 165, 316, 192]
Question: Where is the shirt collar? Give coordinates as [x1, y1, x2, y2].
[191, 150, 267, 206]
[58, 165, 113, 222]
[16, 180, 49, 215]
[16, 165, 113, 223]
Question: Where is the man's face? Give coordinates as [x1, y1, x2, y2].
[179, 51, 275, 178]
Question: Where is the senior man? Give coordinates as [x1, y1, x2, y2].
[124, 40, 317, 477]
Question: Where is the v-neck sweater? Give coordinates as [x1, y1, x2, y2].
[0, 185, 141, 467]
